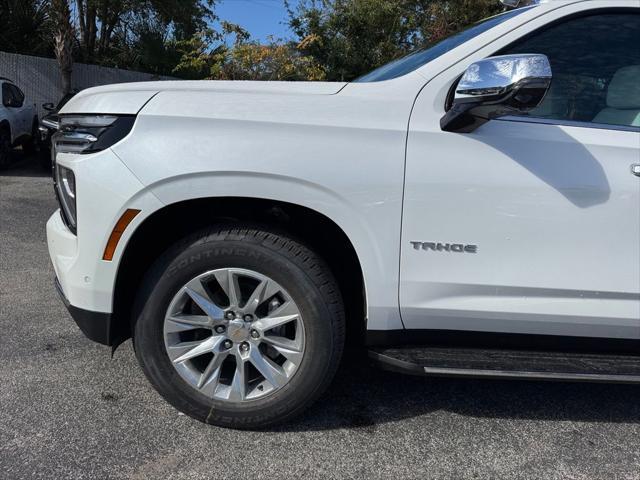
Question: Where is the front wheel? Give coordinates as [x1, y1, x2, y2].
[22, 119, 38, 156]
[0, 129, 10, 168]
[133, 226, 345, 428]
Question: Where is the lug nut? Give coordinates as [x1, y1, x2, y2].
[225, 311, 235, 320]
[223, 340, 233, 349]
[214, 325, 226, 334]
[250, 330, 260, 339]
[240, 342, 250, 352]
[243, 314, 253, 322]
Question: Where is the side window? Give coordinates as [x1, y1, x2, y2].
[504, 12, 640, 128]
[10, 85, 24, 106]
[1, 83, 13, 107]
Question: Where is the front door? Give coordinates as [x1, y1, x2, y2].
[400, 10, 640, 339]
[2, 83, 28, 139]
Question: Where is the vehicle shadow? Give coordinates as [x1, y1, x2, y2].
[475, 120, 611, 209]
[274, 350, 640, 433]
[0, 150, 49, 178]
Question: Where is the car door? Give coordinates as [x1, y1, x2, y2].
[400, 10, 640, 339]
[2, 83, 20, 140]
[8, 84, 29, 137]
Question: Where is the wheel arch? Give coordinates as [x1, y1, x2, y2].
[0, 119, 11, 136]
[112, 196, 367, 348]
[0, 120, 11, 152]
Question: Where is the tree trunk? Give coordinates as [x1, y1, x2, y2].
[77, 0, 97, 58]
[76, 0, 86, 46]
[51, 0, 74, 95]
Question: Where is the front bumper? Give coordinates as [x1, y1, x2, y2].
[46, 139, 163, 346]
[46, 148, 162, 311]
[55, 278, 114, 345]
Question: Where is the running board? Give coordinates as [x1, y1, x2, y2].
[369, 346, 640, 384]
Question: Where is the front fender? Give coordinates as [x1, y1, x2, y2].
[111, 89, 409, 331]
[139, 172, 403, 331]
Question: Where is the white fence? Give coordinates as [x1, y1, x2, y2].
[0, 51, 173, 117]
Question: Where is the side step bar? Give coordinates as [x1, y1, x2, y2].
[369, 346, 640, 384]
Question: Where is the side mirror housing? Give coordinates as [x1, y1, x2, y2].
[441, 54, 552, 133]
[42, 102, 55, 112]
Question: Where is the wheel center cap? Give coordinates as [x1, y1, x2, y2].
[227, 319, 249, 342]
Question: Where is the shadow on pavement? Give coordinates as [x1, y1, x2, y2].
[0, 150, 50, 178]
[274, 349, 640, 433]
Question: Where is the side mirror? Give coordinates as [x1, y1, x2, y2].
[441, 54, 552, 133]
[42, 102, 55, 111]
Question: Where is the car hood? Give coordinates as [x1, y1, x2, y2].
[59, 80, 348, 115]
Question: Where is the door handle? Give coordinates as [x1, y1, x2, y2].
[633, 164, 640, 177]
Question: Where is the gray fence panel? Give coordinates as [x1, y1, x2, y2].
[0, 51, 173, 117]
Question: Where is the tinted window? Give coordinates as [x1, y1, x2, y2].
[10, 85, 24, 105]
[504, 12, 640, 128]
[57, 92, 76, 111]
[355, 7, 535, 83]
[1, 83, 14, 106]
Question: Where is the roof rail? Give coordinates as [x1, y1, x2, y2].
[500, 0, 546, 8]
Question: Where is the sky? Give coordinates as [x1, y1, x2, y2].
[214, 0, 300, 43]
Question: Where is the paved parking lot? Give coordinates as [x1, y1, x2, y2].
[1, 155, 640, 480]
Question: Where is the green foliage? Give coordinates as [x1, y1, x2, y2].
[0, 0, 506, 82]
[171, 31, 225, 79]
[0, 0, 52, 56]
[150, 0, 216, 40]
[171, 32, 325, 81]
[287, 0, 504, 81]
[73, 0, 220, 74]
[216, 38, 325, 81]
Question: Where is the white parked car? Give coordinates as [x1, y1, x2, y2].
[0, 77, 38, 166]
[47, 0, 640, 429]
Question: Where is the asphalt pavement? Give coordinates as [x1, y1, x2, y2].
[1, 154, 639, 480]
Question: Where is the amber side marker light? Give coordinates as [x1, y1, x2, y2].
[103, 209, 141, 261]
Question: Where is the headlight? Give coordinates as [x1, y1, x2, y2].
[56, 165, 77, 230]
[51, 114, 135, 234]
[53, 114, 135, 154]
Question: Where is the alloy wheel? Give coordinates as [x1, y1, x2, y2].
[163, 268, 306, 402]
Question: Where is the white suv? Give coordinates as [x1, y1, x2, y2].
[0, 78, 38, 166]
[47, 0, 640, 428]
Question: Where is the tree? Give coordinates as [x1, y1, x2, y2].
[215, 37, 325, 81]
[287, 0, 503, 81]
[171, 31, 227, 79]
[171, 30, 325, 82]
[73, 0, 217, 63]
[425, 0, 506, 42]
[1, 0, 507, 83]
[50, 0, 74, 94]
[0, 0, 52, 57]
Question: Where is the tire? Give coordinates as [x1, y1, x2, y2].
[39, 141, 52, 170]
[0, 128, 11, 168]
[133, 225, 345, 429]
[22, 119, 38, 156]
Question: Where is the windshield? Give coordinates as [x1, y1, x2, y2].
[355, 7, 535, 82]
[56, 92, 77, 111]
